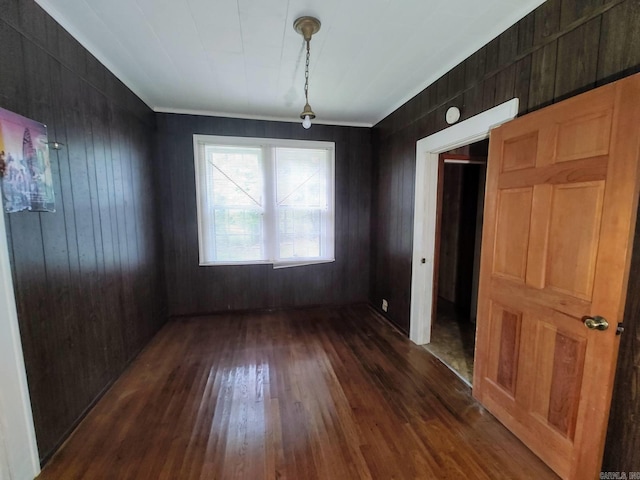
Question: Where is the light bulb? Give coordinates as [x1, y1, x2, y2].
[302, 115, 312, 129]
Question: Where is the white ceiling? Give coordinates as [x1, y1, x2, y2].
[35, 0, 545, 127]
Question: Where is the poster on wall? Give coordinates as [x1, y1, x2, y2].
[0, 107, 55, 213]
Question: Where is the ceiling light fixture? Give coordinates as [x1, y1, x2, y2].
[294, 16, 321, 129]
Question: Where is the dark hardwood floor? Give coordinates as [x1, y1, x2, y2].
[38, 305, 557, 479]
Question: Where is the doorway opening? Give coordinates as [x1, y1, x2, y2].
[409, 98, 518, 347]
[424, 140, 488, 384]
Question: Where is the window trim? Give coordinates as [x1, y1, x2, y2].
[193, 134, 336, 268]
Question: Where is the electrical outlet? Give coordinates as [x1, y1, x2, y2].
[382, 299, 388, 312]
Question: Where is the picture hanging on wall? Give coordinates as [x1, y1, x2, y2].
[0, 107, 55, 213]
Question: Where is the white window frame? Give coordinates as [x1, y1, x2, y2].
[193, 135, 336, 268]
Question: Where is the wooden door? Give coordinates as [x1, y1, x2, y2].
[473, 73, 640, 480]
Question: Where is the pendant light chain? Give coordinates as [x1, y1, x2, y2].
[294, 16, 319, 128]
[304, 39, 311, 104]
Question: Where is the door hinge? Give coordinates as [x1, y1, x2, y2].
[616, 322, 625, 335]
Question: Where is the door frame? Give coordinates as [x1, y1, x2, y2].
[0, 208, 40, 478]
[409, 98, 519, 345]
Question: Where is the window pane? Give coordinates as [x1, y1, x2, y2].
[206, 146, 263, 207]
[195, 136, 334, 266]
[278, 209, 321, 259]
[204, 146, 265, 262]
[214, 209, 263, 261]
[275, 148, 327, 207]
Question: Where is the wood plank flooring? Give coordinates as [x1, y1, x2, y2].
[38, 305, 557, 479]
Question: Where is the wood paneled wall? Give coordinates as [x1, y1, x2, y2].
[157, 114, 371, 316]
[371, 0, 640, 472]
[437, 164, 481, 314]
[0, 0, 165, 462]
[437, 165, 464, 303]
[605, 214, 640, 472]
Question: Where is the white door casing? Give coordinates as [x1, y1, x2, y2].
[0, 205, 40, 479]
[409, 98, 519, 345]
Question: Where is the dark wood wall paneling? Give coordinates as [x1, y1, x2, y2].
[157, 114, 371, 316]
[607, 212, 640, 472]
[437, 165, 464, 304]
[371, 0, 640, 325]
[370, 0, 640, 472]
[0, 0, 166, 463]
[437, 164, 481, 315]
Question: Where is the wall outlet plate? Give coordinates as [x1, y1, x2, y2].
[382, 299, 388, 312]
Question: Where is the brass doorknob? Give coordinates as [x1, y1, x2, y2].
[584, 316, 609, 331]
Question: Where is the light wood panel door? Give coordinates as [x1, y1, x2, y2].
[473, 73, 640, 480]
